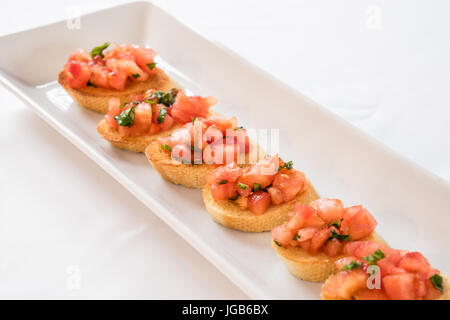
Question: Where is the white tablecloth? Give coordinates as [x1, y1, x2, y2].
[1, 0, 449, 299]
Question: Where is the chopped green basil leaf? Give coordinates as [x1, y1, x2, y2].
[229, 195, 239, 201]
[328, 218, 343, 229]
[278, 160, 294, 171]
[147, 62, 157, 70]
[430, 274, 444, 293]
[161, 144, 172, 152]
[235, 126, 245, 130]
[90, 42, 110, 58]
[293, 234, 301, 241]
[326, 229, 350, 243]
[219, 179, 228, 185]
[253, 183, 261, 192]
[132, 73, 140, 79]
[273, 240, 282, 247]
[363, 249, 386, 265]
[157, 106, 167, 124]
[237, 183, 248, 190]
[114, 107, 135, 127]
[341, 260, 362, 271]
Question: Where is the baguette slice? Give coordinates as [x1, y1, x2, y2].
[58, 69, 176, 114]
[145, 140, 265, 189]
[96, 119, 182, 153]
[272, 232, 388, 282]
[321, 273, 450, 300]
[202, 182, 319, 232]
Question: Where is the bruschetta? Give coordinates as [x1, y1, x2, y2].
[58, 43, 176, 114]
[321, 241, 449, 300]
[271, 199, 387, 282]
[97, 89, 217, 153]
[145, 116, 265, 189]
[202, 155, 319, 232]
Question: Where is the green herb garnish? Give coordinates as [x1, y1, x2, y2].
[219, 179, 228, 185]
[278, 160, 293, 171]
[235, 126, 245, 130]
[151, 89, 177, 107]
[363, 249, 386, 265]
[87, 81, 96, 87]
[328, 219, 343, 229]
[341, 260, 362, 271]
[430, 274, 444, 293]
[293, 234, 301, 241]
[157, 106, 167, 124]
[273, 240, 282, 247]
[114, 107, 135, 127]
[147, 62, 157, 70]
[90, 42, 110, 58]
[253, 183, 261, 192]
[132, 73, 140, 79]
[326, 229, 350, 243]
[161, 144, 172, 152]
[229, 195, 239, 201]
[237, 183, 248, 190]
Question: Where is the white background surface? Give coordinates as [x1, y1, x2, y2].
[0, 0, 449, 299]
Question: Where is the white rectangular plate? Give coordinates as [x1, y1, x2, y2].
[1, 2, 449, 300]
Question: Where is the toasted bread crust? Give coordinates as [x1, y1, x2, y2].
[202, 182, 319, 232]
[58, 69, 176, 114]
[145, 140, 266, 189]
[321, 273, 450, 300]
[96, 119, 182, 153]
[272, 232, 388, 282]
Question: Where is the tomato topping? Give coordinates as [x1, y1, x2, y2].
[171, 93, 217, 124]
[210, 182, 238, 200]
[340, 205, 377, 240]
[63, 44, 157, 90]
[206, 163, 243, 185]
[310, 198, 344, 224]
[272, 170, 306, 202]
[247, 191, 272, 215]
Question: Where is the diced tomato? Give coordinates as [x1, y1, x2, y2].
[64, 61, 92, 89]
[398, 252, 431, 275]
[299, 239, 312, 251]
[297, 227, 318, 242]
[149, 123, 161, 135]
[105, 98, 121, 128]
[89, 65, 110, 88]
[383, 273, 416, 300]
[108, 68, 128, 90]
[272, 170, 306, 202]
[132, 46, 157, 73]
[68, 48, 91, 62]
[151, 104, 174, 131]
[106, 58, 149, 81]
[354, 288, 388, 300]
[204, 125, 223, 144]
[209, 142, 239, 165]
[340, 205, 377, 240]
[309, 228, 331, 254]
[205, 163, 243, 185]
[171, 93, 217, 124]
[285, 204, 314, 231]
[267, 187, 283, 205]
[272, 225, 295, 247]
[321, 269, 368, 300]
[237, 155, 279, 189]
[210, 182, 238, 201]
[323, 238, 343, 257]
[310, 198, 344, 224]
[353, 241, 387, 259]
[303, 208, 326, 229]
[247, 191, 272, 215]
[171, 144, 192, 164]
[207, 114, 237, 131]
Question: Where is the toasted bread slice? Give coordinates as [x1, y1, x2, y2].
[58, 69, 176, 114]
[96, 119, 182, 153]
[272, 232, 388, 282]
[202, 182, 319, 232]
[145, 140, 266, 189]
[321, 273, 450, 300]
